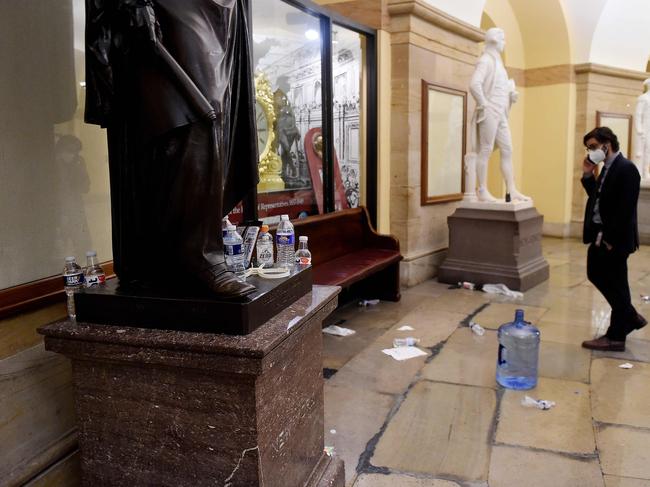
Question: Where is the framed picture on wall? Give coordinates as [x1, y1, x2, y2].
[421, 80, 467, 205]
[596, 111, 632, 158]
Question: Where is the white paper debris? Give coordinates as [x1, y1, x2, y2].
[397, 325, 415, 331]
[482, 283, 523, 299]
[329, 429, 337, 434]
[521, 395, 556, 410]
[382, 346, 428, 361]
[641, 295, 650, 302]
[469, 322, 485, 336]
[358, 299, 380, 307]
[322, 325, 356, 337]
[393, 337, 420, 347]
[619, 362, 634, 369]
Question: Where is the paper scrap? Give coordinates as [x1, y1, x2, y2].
[322, 325, 356, 337]
[619, 362, 634, 369]
[483, 283, 524, 299]
[382, 346, 428, 361]
[521, 395, 556, 410]
[642, 295, 650, 302]
[329, 429, 337, 434]
[358, 299, 380, 307]
[469, 322, 485, 336]
[397, 325, 415, 331]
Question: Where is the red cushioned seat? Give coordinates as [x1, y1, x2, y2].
[312, 249, 402, 287]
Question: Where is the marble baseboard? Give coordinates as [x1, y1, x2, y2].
[400, 248, 448, 288]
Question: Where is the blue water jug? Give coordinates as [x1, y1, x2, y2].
[496, 309, 540, 390]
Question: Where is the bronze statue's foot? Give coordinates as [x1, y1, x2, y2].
[197, 266, 256, 300]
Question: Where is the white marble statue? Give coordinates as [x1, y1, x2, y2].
[464, 27, 530, 203]
[634, 78, 650, 180]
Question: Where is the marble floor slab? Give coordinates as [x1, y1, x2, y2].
[371, 381, 496, 482]
[597, 423, 650, 480]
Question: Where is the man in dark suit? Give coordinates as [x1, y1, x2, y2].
[581, 127, 646, 351]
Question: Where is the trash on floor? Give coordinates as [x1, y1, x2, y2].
[619, 362, 634, 369]
[469, 322, 486, 336]
[329, 429, 337, 434]
[521, 395, 556, 410]
[458, 281, 477, 290]
[641, 294, 650, 302]
[324, 446, 335, 456]
[358, 299, 380, 307]
[397, 325, 415, 331]
[482, 283, 524, 299]
[392, 337, 420, 347]
[382, 346, 428, 361]
[322, 325, 356, 337]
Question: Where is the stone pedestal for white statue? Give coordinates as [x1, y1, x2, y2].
[438, 200, 549, 291]
[638, 181, 650, 245]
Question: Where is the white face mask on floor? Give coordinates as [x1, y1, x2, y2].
[588, 147, 607, 164]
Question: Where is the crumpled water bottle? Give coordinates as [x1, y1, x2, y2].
[496, 309, 540, 390]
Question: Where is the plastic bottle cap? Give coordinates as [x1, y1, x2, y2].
[280, 214, 289, 221]
[261, 225, 269, 232]
[227, 224, 236, 231]
[65, 256, 75, 262]
[299, 236, 308, 241]
[86, 250, 97, 257]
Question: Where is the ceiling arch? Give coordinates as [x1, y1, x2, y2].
[589, 0, 650, 71]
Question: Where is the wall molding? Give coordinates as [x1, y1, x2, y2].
[387, 0, 484, 42]
[574, 63, 648, 82]
[506, 63, 648, 88]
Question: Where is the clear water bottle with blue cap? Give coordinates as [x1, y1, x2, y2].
[496, 309, 540, 390]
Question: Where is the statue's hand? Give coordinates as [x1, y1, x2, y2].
[510, 91, 519, 104]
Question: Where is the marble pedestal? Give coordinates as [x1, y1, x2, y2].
[39, 286, 344, 487]
[438, 203, 549, 291]
[638, 183, 650, 245]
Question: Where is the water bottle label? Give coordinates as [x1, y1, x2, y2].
[296, 256, 312, 265]
[276, 234, 295, 245]
[63, 273, 84, 287]
[498, 344, 507, 365]
[84, 273, 106, 287]
[225, 243, 243, 256]
[258, 248, 273, 263]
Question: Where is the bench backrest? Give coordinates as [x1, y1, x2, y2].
[290, 207, 368, 265]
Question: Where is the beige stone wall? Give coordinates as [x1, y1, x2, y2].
[387, 0, 483, 286]
[570, 64, 647, 236]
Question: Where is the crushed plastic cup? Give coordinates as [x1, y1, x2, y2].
[469, 322, 485, 336]
[521, 395, 555, 410]
[358, 299, 380, 307]
[393, 337, 420, 347]
[458, 281, 475, 290]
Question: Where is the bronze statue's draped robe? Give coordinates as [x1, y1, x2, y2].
[84, 0, 258, 290]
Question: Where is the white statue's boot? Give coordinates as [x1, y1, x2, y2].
[502, 162, 530, 202]
[477, 187, 498, 202]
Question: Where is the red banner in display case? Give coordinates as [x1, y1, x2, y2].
[228, 189, 318, 225]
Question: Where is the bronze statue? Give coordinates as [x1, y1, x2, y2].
[85, 0, 257, 299]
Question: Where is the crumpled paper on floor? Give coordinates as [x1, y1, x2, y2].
[382, 346, 428, 361]
[358, 299, 380, 307]
[397, 325, 415, 331]
[483, 283, 524, 299]
[619, 362, 634, 369]
[322, 325, 356, 337]
[521, 395, 556, 410]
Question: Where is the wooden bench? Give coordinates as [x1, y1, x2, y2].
[290, 207, 402, 302]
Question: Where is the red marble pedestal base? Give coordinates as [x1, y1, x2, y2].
[40, 286, 343, 487]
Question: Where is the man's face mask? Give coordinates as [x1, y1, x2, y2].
[588, 144, 608, 164]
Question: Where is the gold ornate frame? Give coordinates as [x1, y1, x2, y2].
[255, 73, 284, 191]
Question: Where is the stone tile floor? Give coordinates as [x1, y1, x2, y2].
[322, 238, 650, 487]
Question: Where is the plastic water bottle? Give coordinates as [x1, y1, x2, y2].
[276, 214, 295, 268]
[223, 224, 246, 279]
[496, 309, 540, 390]
[256, 224, 274, 267]
[83, 250, 106, 287]
[222, 216, 231, 237]
[62, 256, 84, 320]
[295, 236, 312, 265]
